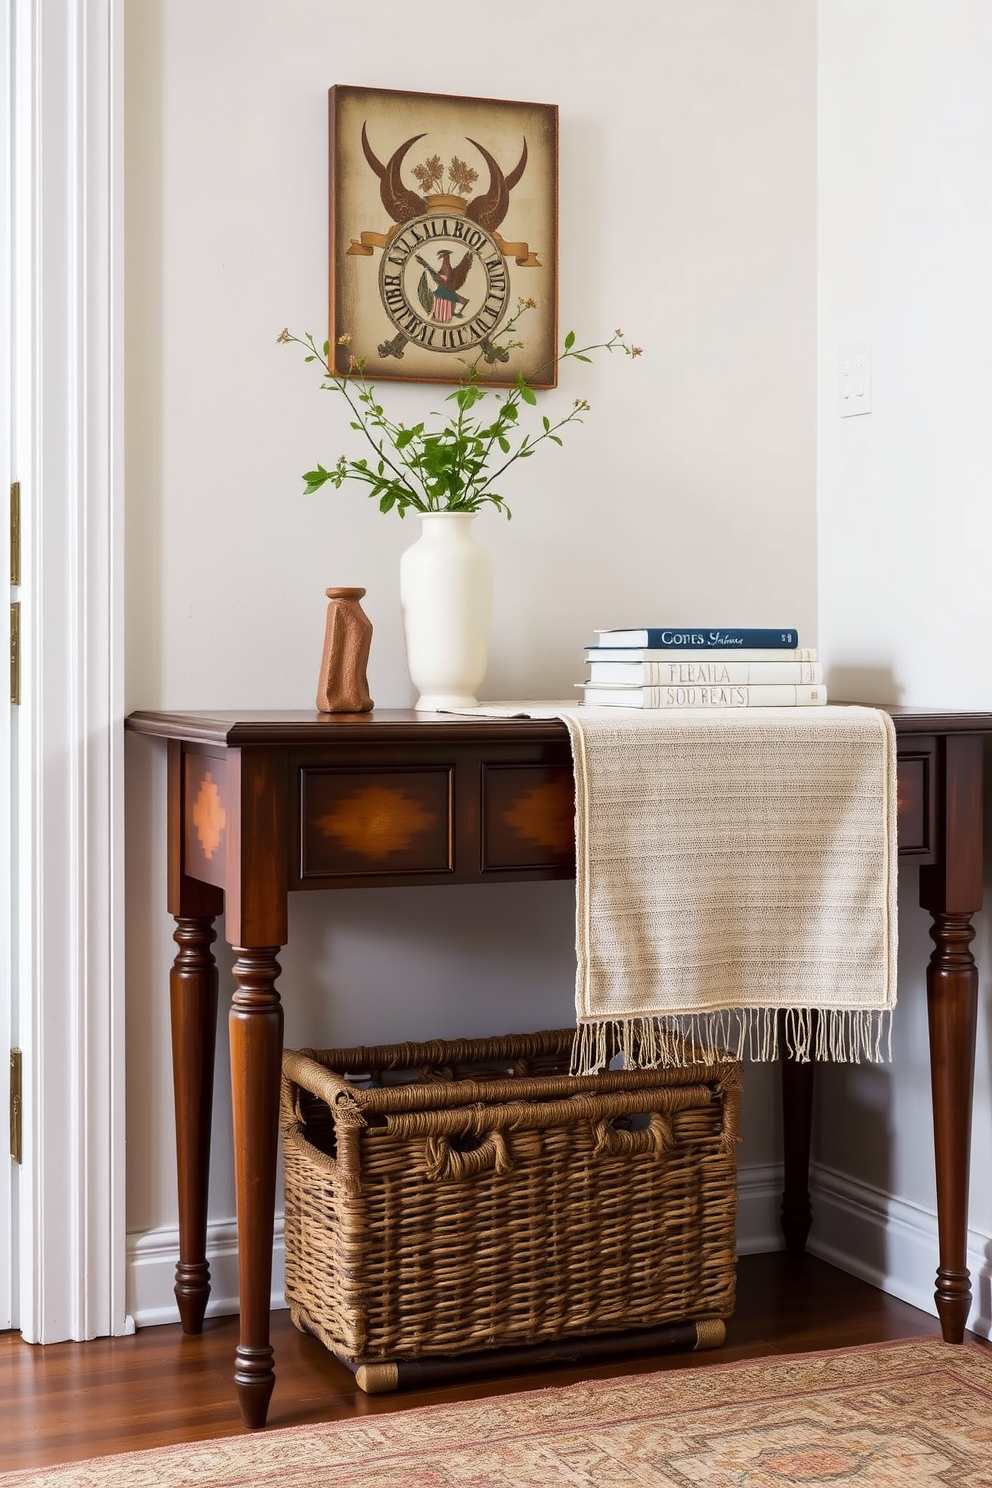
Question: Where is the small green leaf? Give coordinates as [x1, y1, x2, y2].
[498, 436, 510, 453]
[564, 331, 575, 350]
[542, 416, 550, 432]
[302, 465, 332, 494]
[519, 384, 537, 405]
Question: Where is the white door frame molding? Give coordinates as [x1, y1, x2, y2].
[1, 0, 16, 1337]
[13, 0, 126, 1341]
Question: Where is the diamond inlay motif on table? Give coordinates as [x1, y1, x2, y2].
[503, 780, 574, 855]
[192, 772, 226, 860]
[318, 785, 435, 862]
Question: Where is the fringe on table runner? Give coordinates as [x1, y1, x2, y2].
[571, 1006, 895, 1075]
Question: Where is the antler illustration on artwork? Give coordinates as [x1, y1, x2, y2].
[464, 138, 528, 233]
[360, 125, 428, 224]
[360, 124, 528, 231]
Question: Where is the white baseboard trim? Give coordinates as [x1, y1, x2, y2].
[736, 1163, 787, 1256]
[127, 1220, 287, 1329]
[808, 1162, 992, 1339]
[127, 1164, 785, 1330]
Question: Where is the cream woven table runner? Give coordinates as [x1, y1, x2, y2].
[457, 704, 898, 1072]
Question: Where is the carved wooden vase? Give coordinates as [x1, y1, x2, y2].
[315, 587, 374, 713]
[399, 512, 493, 711]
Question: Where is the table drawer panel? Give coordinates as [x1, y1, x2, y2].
[897, 748, 934, 859]
[300, 766, 453, 879]
[482, 764, 575, 871]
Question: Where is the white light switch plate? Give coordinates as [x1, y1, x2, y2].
[839, 341, 871, 417]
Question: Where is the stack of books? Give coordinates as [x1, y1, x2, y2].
[578, 628, 826, 709]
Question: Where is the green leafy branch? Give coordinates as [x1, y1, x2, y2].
[278, 301, 642, 520]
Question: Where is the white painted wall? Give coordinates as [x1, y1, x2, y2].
[816, 0, 992, 1331]
[124, 0, 818, 1320]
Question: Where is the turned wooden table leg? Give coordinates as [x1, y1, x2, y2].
[926, 912, 977, 1340]
[779, 1010, 817, 1256]
[919, 731, 983, 1344]
[166, 738, 225, 1336]
[230, 946, 284, 1431]
[170, 915, 219, 1333]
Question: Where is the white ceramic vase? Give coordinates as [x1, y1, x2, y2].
[399, 511, 493, 711]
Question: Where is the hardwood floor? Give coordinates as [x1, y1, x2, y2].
[0, 1252, 972, 1473]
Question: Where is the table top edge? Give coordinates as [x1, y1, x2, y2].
[124, 703, 992, 746]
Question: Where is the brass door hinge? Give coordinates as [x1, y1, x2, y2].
[9, 481, 20, 586]
[9, 601, 19, 705]
[9, 1049, 21, 1164]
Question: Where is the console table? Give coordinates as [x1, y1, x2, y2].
[125, 705, 990, 1429]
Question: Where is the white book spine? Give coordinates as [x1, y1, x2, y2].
[580, 683, 828, 709]
[584, 648, 818, 663]
[586, 661, 823, 686]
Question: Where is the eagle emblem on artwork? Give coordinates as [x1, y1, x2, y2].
[415, 248, 472, 322]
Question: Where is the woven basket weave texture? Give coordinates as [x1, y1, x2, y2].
[280, 1028, 740, 1366]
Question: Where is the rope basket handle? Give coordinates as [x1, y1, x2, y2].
[422, 1129, 512, 1182]
[279, 1075, 363, 1194]
[593, 1111, 675, 1159]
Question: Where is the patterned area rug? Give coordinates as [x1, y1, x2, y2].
[4, 1338, 991, 1486]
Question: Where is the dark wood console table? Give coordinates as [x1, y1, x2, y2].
[125, 705, 990, 1429]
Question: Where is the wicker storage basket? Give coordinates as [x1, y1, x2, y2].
[281, 1028, 740, 1386]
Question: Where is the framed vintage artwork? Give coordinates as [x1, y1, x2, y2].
[329, 85, 558, 387]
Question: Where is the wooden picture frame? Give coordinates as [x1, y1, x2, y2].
[329, 85, 559, 387]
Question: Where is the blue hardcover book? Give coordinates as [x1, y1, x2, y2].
[593, 627, 800, 650]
